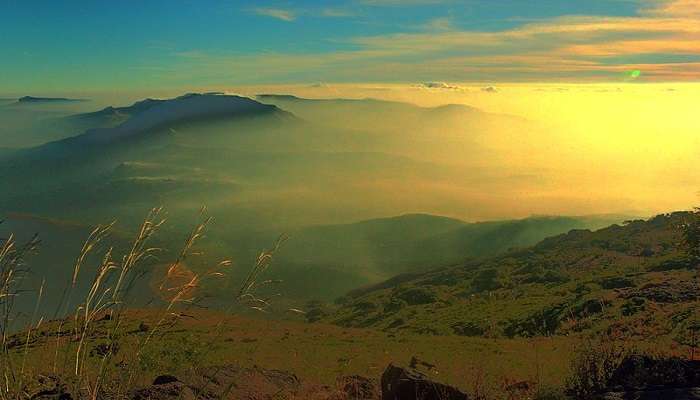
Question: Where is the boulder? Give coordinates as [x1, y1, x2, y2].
[608, 355, 700, 390]
[381, 363, 468, 400]
[597, 356, 700, 400]
[152, 375, 179, 385]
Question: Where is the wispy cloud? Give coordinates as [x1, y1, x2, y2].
[420, 81, 463, 89]
[253, 7, 296, 21]
[178, 0, 700, 83]
[422, 17, 452, 32]
[360, 0, 451, 6]
[252, 6, 356, 20]
[320, 8, 357, 18]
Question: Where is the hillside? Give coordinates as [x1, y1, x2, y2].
[318, 212, 699, 341]
[273, 214, 628, 299]
[0, 211, 625, 319]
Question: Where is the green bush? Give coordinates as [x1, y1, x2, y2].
[393, 287, 437, 305]
[597, 276, 635, 289]
[472, 268, 502, 292]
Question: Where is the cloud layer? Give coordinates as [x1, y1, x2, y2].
[186, 0, 700, 84]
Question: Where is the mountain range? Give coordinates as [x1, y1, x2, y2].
[0, 92, 642, 313]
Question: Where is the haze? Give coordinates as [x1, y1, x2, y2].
[3, 83, 697, 222]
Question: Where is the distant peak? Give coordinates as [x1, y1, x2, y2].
[73, 93, 284, 143]
[257, 94, 302, 101]
[18, 96, 86, 103]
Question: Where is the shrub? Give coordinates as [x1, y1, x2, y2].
[621, 297, 645, 316]
[451, 321, 485, 336]
[472, 269, 502, 292]
[597, 276, 635, 289]
[565, 338, 629, 399]
[393, 287, 437, 305]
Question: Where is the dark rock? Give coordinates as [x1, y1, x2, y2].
[30, 375, 72, 400]
[153, 375, 179, 385]
[409, 356, 436, 371]
[131, 381, 195, 400]
[133, 366, 299, 399]
[90, 342, 119, 357]
[336, 375, 377, 399]
[381, 363, 468, 400]
[30, 390, 72, 400]
[138, 322, 150, 333]
[608, 355, 700, 390]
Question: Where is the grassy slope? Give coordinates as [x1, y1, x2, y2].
[10, 309, 577, 394]
[321, 212, 699, 343]
[272, 214, 628, 299]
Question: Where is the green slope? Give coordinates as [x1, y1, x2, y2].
[319, 212, 699, 342]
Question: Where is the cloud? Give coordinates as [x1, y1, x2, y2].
[253, 8, 296, 21]
[481, 86, 498, 93]
[253, 6, 355, 20]
[423, 17, 452, 32]
[642, 0, 700, 17]
[320, 8, 356, 18]
[175, 0, 700, 84]
[360, 0, 450, 5]
[421, 82, 462, 90]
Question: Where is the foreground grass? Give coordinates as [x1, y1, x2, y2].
[8, 308, 577, 396]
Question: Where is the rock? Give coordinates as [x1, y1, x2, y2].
[89, 342, 119, 357]
[30, 390, 73, 400]
[381, 363, 468, 400]
[152, 375, 179, 385]
[336, 375, 377, 399]
[597, 356, 700, 399]
[30, 375, 72, 400]
[138, 322, 150, 333]
[409, 356, 436, 371]
[131, 381, 195, 400]
[191, 364, 300, 399]
[608, 355, 700, 390]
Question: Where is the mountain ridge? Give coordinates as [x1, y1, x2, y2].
[64, 93, 289, 145]
[317, 211, 698, 339]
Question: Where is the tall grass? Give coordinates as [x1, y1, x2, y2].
[0, 226, 40, 399]
[0, 207, 287, 400]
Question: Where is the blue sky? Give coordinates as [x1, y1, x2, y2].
[1, 0, 699, 92]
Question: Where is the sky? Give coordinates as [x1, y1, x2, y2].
[1, 0, 700, 93]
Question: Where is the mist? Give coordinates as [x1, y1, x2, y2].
[0, 86, 696, 310]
